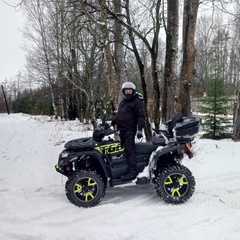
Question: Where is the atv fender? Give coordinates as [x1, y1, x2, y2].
[149, 144, 184, 173]
[78, 149, 110, 178]
[58, 149, 110, 179]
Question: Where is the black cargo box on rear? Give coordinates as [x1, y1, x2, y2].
[174, 117, 201, 137]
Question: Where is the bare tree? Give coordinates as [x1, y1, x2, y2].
[79, 0, 117, 118]
[177, 0, 200, 116]
[124, 0, 152, 140]
[232, 2, 240, 140]
[23, 0, 58, 117]
[108, 0, 163, 130]
[162, 0, 179, 122]
[22, 0, 109, 122]
[113, 0, 127, 104]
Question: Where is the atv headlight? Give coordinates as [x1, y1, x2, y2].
[61, 151, 69, 158]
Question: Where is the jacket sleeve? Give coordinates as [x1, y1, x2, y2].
[135, 99, 145, 130]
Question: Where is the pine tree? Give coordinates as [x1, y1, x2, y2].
[199, 77, 232, 139]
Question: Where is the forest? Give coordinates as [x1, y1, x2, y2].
[1, 0, 240, 140]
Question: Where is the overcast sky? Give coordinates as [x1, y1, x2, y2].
[0, 0, 25, 83]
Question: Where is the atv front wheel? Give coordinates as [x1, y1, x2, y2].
[65, 170, 106, 208]
[154, 165, 195, 204]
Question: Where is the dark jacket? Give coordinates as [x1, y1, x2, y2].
[114, 95, 145, 131]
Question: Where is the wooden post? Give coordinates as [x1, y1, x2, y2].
[1, 85, 10, 114]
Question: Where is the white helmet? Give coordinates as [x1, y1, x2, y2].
[122, 82, 136, 90]
[121, 82, 136, 100]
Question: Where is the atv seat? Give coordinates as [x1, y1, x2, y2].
[151, 136, 166, 145]
[135, 142, 159, 154]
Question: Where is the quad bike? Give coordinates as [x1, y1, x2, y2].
[55, 113, 201, 208]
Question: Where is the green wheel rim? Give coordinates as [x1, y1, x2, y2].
[164, 173, 189, 197]
[73, 177, 99, 202]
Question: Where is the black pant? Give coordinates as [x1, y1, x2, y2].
[120, 130, 136, 170]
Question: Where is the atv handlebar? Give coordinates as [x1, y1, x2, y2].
[92, 123, 116, 141]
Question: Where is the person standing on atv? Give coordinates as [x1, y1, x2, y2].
[112, 82, 145, 180]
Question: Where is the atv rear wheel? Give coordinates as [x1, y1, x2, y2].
[65, 170, 106, 208]
[154, 165, 195, 204]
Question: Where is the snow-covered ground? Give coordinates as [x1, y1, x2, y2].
[0, 113, 239, 240]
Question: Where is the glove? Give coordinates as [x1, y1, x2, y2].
[137, 130, 143, 139]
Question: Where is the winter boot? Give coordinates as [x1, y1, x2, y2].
[120, 168, 138, 180]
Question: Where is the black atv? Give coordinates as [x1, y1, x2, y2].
[55, 113, 201, 208]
